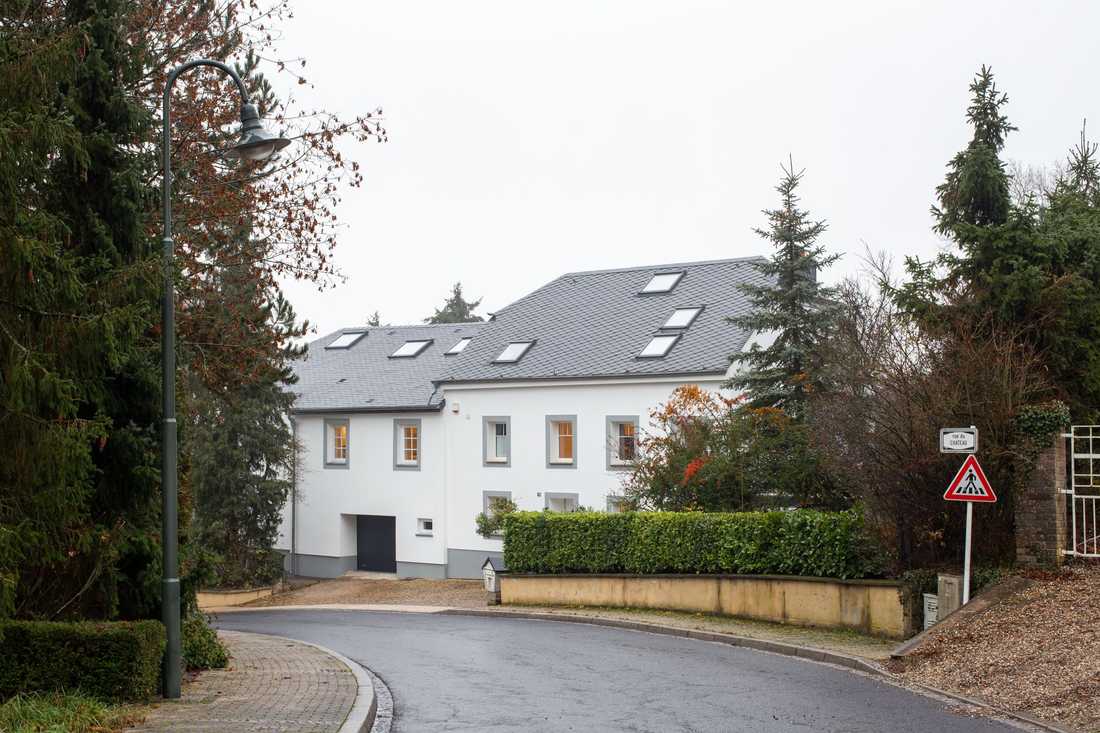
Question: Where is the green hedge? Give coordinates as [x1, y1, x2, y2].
[0, 619, 165, 702]
[502, 509, 883, 579]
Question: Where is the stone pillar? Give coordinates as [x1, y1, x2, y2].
[1015, 434, 1067, 567]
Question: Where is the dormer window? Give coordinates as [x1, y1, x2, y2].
[446, 337, 472, 355]
[662, 306, 703, 329]
[639, 334, 679, 358]
[325, 331, 366, 349]
[494, 341, 534, 363]
[640, 271, 684, 294]
[390, 339, 432, 358]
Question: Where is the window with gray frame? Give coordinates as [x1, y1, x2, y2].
[545, 414, 577, 468]
[393, 418, 422, 470]
[324, 418, 350, 468]
[606, 495, 627, 513]
[545, 492, 579, 513]
[483, 416, 511, 466]
[606, 415, 639, 469]
[482, 491, 512, 537]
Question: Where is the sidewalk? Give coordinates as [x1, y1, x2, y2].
[129, 630, 367, 733]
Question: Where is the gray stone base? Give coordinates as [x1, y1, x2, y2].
[447, 548, 503, 579]
[397, 561, 447, 579]
[285, 553, 357, 579]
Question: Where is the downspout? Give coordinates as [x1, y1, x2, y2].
[290, 415, 298, 577]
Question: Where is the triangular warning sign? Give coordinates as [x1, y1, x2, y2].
[944, 455, 997, 503]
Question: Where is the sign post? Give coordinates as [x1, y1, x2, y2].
[943, 453, 997, 603]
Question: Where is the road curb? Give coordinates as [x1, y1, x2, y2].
[234, 631, 378, 733]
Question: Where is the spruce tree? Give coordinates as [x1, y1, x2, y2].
[425, 282, 484, 324]
[728, 160, 840, 417]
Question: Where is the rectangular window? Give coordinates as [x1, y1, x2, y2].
[417, 518, 434, 536]
[662, 306, 703, 329]
[606, 416, 639, 469]
[494, 341, 534, 363]
[640, 271, 684, 294]
[545, 415, 577, 468]
[324, 419, 350, 468]
[482, 491, 513, 537]
[639, 334, 679, 358]
[545, 492, 579, 513]
[325, 331, 365, 349]
[393, 419, 422, 470]
[446, 337, 472, 355]
[606, 496, 627, 513]
[391, 339, 432, 358]
[483, 417, 511, 465]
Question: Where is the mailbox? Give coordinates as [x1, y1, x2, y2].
[481, 556, 506, 604]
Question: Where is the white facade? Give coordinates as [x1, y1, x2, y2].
[278, 374, 727, 578]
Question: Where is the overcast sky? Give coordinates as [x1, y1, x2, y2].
[273, 1, 1100, 336]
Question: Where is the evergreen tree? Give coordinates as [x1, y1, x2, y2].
[425, 282, 484, 324]
[0, 0, 160, 619]
[366, 311, 383, 327]
[728, 160, 840, 417]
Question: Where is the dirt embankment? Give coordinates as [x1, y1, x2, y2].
[245, 577, 487, 608]
[893, 563, 1100, 732]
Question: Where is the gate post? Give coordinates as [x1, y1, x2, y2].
[1015, 434, 1067, 567]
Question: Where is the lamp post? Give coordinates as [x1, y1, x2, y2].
[160, 60, 289, 698]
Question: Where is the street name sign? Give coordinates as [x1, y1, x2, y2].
[943, 455, 997, 503]
[940, 427, 978, 454]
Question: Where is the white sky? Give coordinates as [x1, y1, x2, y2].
[274, 1, 1100, 335]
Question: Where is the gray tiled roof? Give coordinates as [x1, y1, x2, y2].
[291, 323, 483, 413]
[437, 256, 768, 384]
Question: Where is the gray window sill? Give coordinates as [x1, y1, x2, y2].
[415, 532, 434, 537]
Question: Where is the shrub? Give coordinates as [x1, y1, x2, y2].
[182, 613, 229, 670]
[503, 509, 883, 579]
[0, 619, 164, 702]
[475, 496, 518, 539]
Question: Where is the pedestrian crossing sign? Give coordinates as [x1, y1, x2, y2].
[943, 455, 997, 503]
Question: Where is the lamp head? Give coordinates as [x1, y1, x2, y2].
[225, 103, 290, 161]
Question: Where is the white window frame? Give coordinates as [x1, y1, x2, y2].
[483, 416, 511, 467]
[324, 418, 350, 469]
[606, 495, 627, 513]
[393, 418, 422, 470]
[606, 415, 639, 469]
[545, 415, 577, 468]
[545, 492, 579, 513]
[416, 518, 434, 536]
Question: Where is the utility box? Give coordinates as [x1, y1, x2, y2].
[937, 573, 963, 618]
[482, 556, 506, 605]
[922, 593, 939, 630]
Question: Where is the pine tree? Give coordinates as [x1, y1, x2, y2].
[425, 282, 484, 324]
[728, 160, 840, 417]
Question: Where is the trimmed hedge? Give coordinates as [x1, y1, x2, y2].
[0, 619, 165, 702]
[502, 509, 883, 579]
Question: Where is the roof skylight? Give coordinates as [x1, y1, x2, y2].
[639, 334, 680, 358]
[662, 307, 703, 329]
[390, 339, 432, 358]
[640, 271, 684, 294]
[325, 331, 366, 349]
[446, 337, 473, 355]
[494, 341, 534, 363]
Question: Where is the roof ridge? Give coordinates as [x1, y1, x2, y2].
[331, 321, 484, 334]
[562, 255, 765, 278]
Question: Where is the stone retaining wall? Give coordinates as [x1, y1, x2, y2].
[500, 573, 914, 639]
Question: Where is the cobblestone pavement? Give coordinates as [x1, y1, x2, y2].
[129, 630, 357, 732]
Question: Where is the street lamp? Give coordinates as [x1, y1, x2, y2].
[160, 59, 289, 699]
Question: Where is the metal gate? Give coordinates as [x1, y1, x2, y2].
[1068, 425, 1100, 557]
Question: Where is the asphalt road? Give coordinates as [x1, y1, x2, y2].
[216, 610, 1023, 733]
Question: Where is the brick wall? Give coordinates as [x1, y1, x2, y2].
[1014, 435, 1067, 567]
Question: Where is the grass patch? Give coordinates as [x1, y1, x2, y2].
[0, 692, 144, 733]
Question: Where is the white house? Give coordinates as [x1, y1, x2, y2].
[277, 256, 766, 578]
